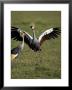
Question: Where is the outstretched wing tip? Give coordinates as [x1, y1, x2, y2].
[11, 26, 23, 41]
[39, 27, 61, 45]
[53, 27, 60, 30]
[53, 27, 61, 35]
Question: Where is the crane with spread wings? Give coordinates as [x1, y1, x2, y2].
[11, 24, 60, 52]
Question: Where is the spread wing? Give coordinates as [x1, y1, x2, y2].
[11, 26, 22, 41]
[24, 31, 33, 48]
[11, 26, 33, 48]
[38, 27, 61, 45]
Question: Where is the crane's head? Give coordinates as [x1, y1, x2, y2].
[30, 23, 35, 30]
[17, 28, 22, 33]
[20, 32, 25, 38]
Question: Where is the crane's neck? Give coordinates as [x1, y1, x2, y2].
[33, 30, 36, 41]
[21, 36, 24, 50]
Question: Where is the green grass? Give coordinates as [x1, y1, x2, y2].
[11, 11, 61, 79]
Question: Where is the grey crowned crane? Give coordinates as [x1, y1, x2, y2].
[11, 25, 60, 52]
[11, 28, 25, 60]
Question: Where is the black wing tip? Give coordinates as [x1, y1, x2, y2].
[53, 27, 61, 33]
[53, 27, 61, 30]
[11, 26, 23, 41]
[11, 26, 19, 30]
[49, 27, 61, 39]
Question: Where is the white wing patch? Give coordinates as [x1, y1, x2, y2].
[24, 31, 33, 39]
[38, 28, 53, 42]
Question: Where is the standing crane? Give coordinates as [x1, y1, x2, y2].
[11, 24, 60, 52]
[11, 27, 25, 60]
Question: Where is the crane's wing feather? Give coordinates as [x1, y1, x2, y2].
[24, 31, 33, 48]
[38, 27, 61, 45]
[11, 26, 22, 41]
[11, 26, 33, 48]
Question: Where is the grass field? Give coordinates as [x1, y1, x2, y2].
[11, 11, 61, 79]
